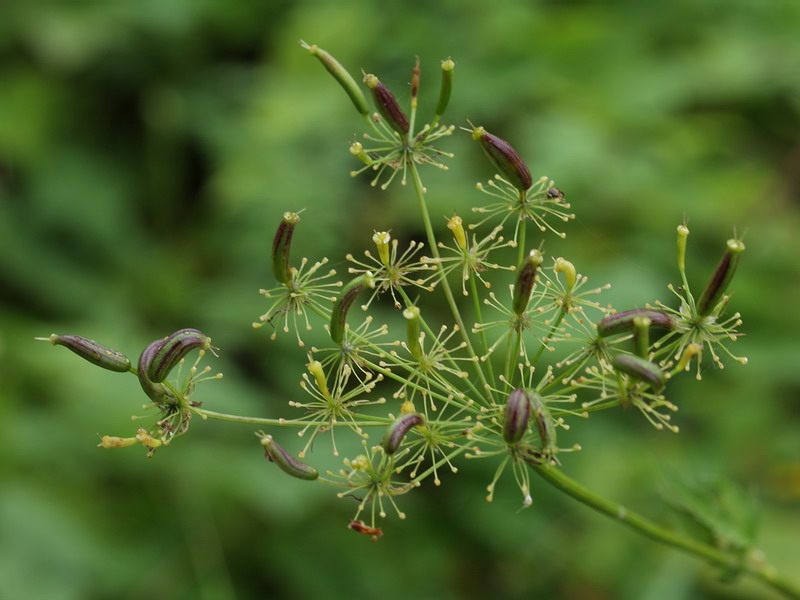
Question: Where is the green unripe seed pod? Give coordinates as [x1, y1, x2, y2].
[434, 58, 455, 119]
[330, 273, 375, 345]
[612, 354, 667, 393]
[471, 126, 532, 192]
[146, 328, 211, 383]
[44, 334, 131, 372]
[303, 42, 369, 116]
[260, 434, 319, 480]
[383, 412, 424, 454]
[503, 388, 532, 444]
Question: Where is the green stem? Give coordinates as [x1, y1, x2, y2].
[530, 463, 800, 600]
[191, 407, 390, 428]
[469, 275, 495, 383]
[409, 162, 493, 403]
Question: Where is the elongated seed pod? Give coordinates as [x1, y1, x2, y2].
[137, 338, 170, 402]
[471, 126, 532, 192]
[503, 388, 532, 444]
[403, 306, 422, 360]
[696, 238, 745, 317]
[260, 434, 319, 480]
[434, 59, 455, 120]
[44, 334, 131, 372]
[529, 392, 557, 457]
[596, 309, 674, 338]
[612, 354, 666, 392]
[330, 273, 375, 345]
[383, 412, 424, 454]
[512, 250, 544, 316]
[146, 328, 211, 383]
[303, 42, 369, 116]
[272, 212, 301, 284]
[364, 73, 410, 135]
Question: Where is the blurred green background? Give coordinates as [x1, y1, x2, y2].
[2, 1, 799, 598]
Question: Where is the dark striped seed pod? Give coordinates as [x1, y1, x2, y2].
[503, 388, 532, 444]
[596, 309, 674, 338]
[471, 126, 532, 192]
[146, 328, 211, 383]
[612, 354, 667, 393]
[302, 42, 369, 116]
[330, 273, 375, 345]
[260, 434, 319, 480]
[137, 338, 170, 403]
[696, 238, 745, 317]
[512, 250, 544, 316]
[44, 334, 131, 372]
[364, 73, 410, 136]
[272, 211, 301, 284]
[434, 58, 455, 120]
[529, 392, 558, 457]
[383, 412, 424, 454]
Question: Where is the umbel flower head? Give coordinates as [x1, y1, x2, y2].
[652, 225, 747, 377]
[302, 41, 456, 189]
[468, 125, 574, 241]
[254, 211, 342, 346]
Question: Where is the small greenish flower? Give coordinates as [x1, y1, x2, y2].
[332, 441, 417, 527]
[294, 360, 385, 457]
[346, 231, 437, 308]
[383, 306, 471, 415]
[254, 256, 341, 347]
[472, 174, 574, 241]
[433, 215, 516, 296]
[576, 360, 679, 432]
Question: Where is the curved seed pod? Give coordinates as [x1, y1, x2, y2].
[503, 388, 532, 444]
[383, 412, 424, 454]
[471, 126, 532, 192]
[44, 334, 131, 372]
[596, 309, 674, 338]
[330, 273, 375, 345]
[146, 328, 211, 383]
[302, 42, 369, 116]
[137, 338, 170, 402]
[434, 58, 455, 120]
[696, 238, 745, 317]
[364, 73, 410, 135]
[272, 211, 301, 284]
[260, 434, 319, 480]
[529, 391, 557, 457]
[554, 257, 576, 291]
[512, 250, 544, 316]
[612, 354, 667, 392]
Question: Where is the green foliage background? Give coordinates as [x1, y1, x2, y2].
[2, 1, 799, 598]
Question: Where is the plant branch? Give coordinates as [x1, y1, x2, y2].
[529, 462, 800, 599]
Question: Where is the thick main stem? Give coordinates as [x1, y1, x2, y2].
[530, 463, 800, 599]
